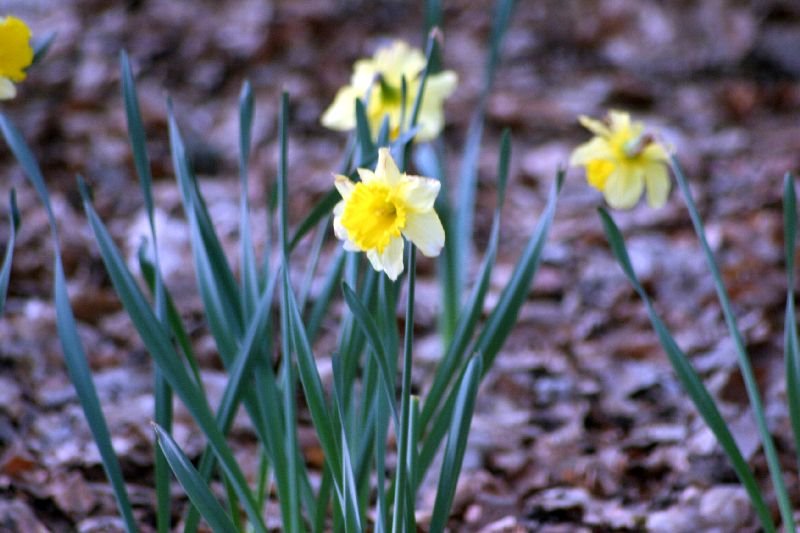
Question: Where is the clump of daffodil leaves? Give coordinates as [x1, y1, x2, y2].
[321, 40, 457, 141]
[0, 15, 33, 100]
[570, 110, 671, 209]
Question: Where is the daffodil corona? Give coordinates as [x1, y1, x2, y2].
[333, 148, 445, 280]
[0, 16, 33, 100]
[321, 40, 457, 141]
[570, 110, 670, 209]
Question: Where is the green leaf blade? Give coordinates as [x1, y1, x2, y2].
[153, 424, 239, 533]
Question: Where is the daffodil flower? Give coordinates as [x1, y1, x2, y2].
[333, 148, 445, 280]
[570, 110, 671, 209]
[0, 16, 33, 100]
[322, 40, 457, 142]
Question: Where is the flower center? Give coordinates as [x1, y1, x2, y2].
[341, 180, 407, 253]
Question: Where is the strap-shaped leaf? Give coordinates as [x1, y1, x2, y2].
[0, 114, 139, 533]
[473, 167, 563, 370]
[429, 355, 482, 533]
[0, 190, 20, 315]
[451, 0, 515, 313]
[120, 51, 172, 533]
[78, 180, 268, 533]
[416, 167, 563, 485]
[599, 207, 775, 533]
[238, 80, 259, 319]
[420, 129, 510, 433]
[392, 246, 417, 533]
[670, 156, 794, 531]
[342, 282, 400, 425]
[31, 32, 56, 66]
[783, 173, 800, 475]
[153, 424, 238, 533]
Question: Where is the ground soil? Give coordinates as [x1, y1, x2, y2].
[2, 1, 800, 531]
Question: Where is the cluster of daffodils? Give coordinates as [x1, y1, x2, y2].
[570, 110, 671, 209]
[0, 16, 33, 100]
[321, 40, 457, 141]
[325, 42, 673, 279]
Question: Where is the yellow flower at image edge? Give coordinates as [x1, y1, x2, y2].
[570, 110, 671, 209]
[333, 148, 445, 281]
[321, 40, 457, 141]
[0, 15, 33, 100]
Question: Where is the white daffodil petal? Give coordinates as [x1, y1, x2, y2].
[380, 236, 405, 281]
[366, 249, 384, 272]
[0, 78, 16, 100]
[352, 59, 378, 91]
[645, 163, 671, 208]
[321, 86, 360, 131]
[333, 201, 360, 251]
[357, 168, 377, 184]
[415, 106, 443, 141]
[603, 168, 644, 210]
[376, 148, 402, 185]
[334, 175, 355, 199]
[402, 210, 445, 258]
[400, 175, 440, 211]
[569, 137, 613, 166]
[427, 71, 458, 101]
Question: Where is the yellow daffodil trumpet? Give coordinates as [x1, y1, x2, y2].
[570, 110, 671, 209]
[321, 40, 457, 142]
[0, 16, 33, 100]
[333, 148, 445, 280]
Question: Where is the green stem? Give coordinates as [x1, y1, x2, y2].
[391, 245, 416, 533]
[671, 156, 795, 532]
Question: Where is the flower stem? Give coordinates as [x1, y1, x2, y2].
[392, 244, 417, 533]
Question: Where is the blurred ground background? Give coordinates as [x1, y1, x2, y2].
[2, 0, 800, 531]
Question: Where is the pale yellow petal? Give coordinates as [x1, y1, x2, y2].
[412, 71, 457, 141]
[414, 102, 444, 141]
[0, 77, 16, 100]
[352, 59, 378, 91]
[426, 71, 458, 100]
[375, 41, 425, 86]
[569, 137, 613, 166]
[375, 148, 402, 186]
[402, 209, 445, 257]
[644, 163, 670, 208]
[334, 174, 355, 199]
[578, 115, 610, 137]
[642, 141, 669, 162]
[608, 110, 632, 132]
[603, 167, 644, 210]
[399, 175, 440, 211]
[321, 86, 360, 131]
